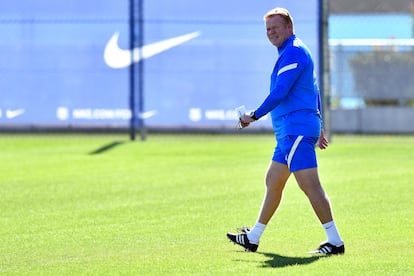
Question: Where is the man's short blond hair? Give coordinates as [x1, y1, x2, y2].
[263, 7, 294, 28]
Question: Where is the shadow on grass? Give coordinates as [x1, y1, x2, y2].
[89, 140, 126, 155]
[260, 252, 322, 268]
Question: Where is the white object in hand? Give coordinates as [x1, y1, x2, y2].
[235, 105, 247, 119]
[235, 105, 247, 129]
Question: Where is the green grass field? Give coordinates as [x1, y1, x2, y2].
[1, 133, 413, 275]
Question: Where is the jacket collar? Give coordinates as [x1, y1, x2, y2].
[278, 34, 296, 53]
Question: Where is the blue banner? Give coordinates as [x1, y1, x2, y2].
[0, 0, 319, 128]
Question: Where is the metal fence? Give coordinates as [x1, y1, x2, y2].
[329, 38, 414, 133]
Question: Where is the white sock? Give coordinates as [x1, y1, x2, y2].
[246, 222, 266, 244]
[323, 221, 343, 246]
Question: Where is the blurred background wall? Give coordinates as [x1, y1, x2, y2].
[329, 0, 414, 133]
[0, 0, 319, 132]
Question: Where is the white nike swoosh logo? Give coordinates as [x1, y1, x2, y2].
[138, 110, 157, 119]
[104, 31, 201, 69]
[6, 108, 25, 119]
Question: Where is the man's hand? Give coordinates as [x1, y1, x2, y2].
[317, 129, 329, 150]
[239, 114, 256, 128]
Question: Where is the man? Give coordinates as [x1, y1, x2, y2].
[226, 7, 344, 255]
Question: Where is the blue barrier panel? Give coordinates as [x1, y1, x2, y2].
[0, 0, 319, 129]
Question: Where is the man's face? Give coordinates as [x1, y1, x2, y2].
[265, 15, 292, 47]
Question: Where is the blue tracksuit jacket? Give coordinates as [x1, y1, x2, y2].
[255, 35, 322, 140]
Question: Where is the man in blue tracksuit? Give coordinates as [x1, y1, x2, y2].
[227, 7, 345, 255]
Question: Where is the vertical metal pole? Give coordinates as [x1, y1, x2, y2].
[319, 0, 331, 139]
[129, 0, 146, 141]
[129, 0, 136, 141]
[137, 0, 146, 141]
[411, 0, 414, 38]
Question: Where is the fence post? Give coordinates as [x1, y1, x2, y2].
[129, 0, 146, 141]
[129, 0, 136, 141]
[319, 0, 331, 139]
